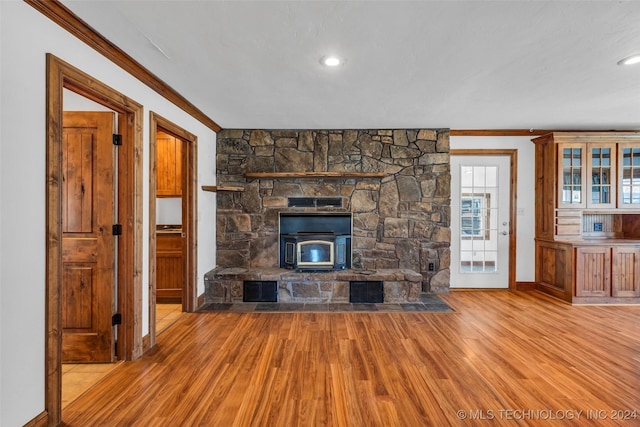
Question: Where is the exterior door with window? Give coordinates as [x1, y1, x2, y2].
[451, 155, 511, 288]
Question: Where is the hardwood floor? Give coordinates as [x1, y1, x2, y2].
[60, 304, 182, 409]
[61, 362, 121, 409]
[156, 303, 183, 333]
[62, 291, 640, 426]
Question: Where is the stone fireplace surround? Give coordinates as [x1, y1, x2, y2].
[207, 128, 451, 303]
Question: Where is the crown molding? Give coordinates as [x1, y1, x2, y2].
[25, 0, 222, 133]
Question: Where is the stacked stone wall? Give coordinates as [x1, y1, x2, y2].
[216, 129, 450, 292]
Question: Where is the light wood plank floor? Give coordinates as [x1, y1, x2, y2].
[156, 303, 183, 334]
[60, 304, 182, 409]
[61, 362, 121, 409]
[62, 291, 640, 426]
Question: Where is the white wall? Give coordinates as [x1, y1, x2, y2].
[157, 198, 183, 225]
[0, 2, 217, 425]
[64, 88, 113, 112]
[450, 136, 536, 282]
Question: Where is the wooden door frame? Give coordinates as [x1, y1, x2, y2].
[450, 149, 518, 290]
[46, 54, 143, 425]
[148, 112, 197, 348]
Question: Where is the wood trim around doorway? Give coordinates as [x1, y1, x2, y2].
[450, 149, 518, 290]
[46, 54, 143, 425]
[148, 112, 198, 351]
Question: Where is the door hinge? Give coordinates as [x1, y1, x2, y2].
[113, 134, 122, 146]
[112, 224, 123, 236]
[112, 313, 122, 326]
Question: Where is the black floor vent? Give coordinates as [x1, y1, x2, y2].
[349, 281, 384, 303]
[288, 197, 342, 208]
[243, 281, 278, 302]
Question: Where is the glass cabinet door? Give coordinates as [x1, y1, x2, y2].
[558, 144, 585, 207]
[619, 144, 640, 209]
[588, 143, 616, 208]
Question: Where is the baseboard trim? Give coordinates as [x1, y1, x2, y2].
[516, 281, 537, 291]
[197, 292, 205, 308]
[142, 333, 150, 353]
[23, 410, 48, 427]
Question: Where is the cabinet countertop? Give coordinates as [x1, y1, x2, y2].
[538, 238, 640, 246]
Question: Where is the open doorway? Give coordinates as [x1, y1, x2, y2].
[46, 54, 144, 425]
[149, 112, 197, 347]
[60, 91, 123, 408]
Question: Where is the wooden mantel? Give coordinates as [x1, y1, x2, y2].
[203, 172, 385, 192]
[244, 172, 386, 179]
[201, 185, 245, 192]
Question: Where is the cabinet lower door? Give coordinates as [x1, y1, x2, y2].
[157, 251, 183, 303]
[575, 247, 610, 297]
[612, 247, 640, 297]
[157, 234, 184, 304]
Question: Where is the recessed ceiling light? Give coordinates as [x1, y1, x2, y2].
[617, 54, 640, 66]
[321, 56, 342, 67]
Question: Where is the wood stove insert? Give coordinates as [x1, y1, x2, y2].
[279, 213, 352, 271]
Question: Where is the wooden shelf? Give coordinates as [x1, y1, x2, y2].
[244, 172, 386, 179]
[201, 185, 245, 192]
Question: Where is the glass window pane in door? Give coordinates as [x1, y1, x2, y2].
[621, 148, 640, 205]
[591, 147, 612, 204]
[561, 147, 582, 204]
[458, 165, 498, 274]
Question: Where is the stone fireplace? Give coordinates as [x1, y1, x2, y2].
[214, 128, 451, 294]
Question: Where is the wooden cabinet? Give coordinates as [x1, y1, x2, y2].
[533, 132, 640, 304]
[157, 130, 182, 197]
[156, 233, 184, 303]
[535, 240, 640, 303]
[533, 132, 640, 240]
[575, 245, 640, 300]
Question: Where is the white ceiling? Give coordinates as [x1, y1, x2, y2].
[61, 0, 640, 130]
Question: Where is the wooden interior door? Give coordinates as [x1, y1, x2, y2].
[62, 111, 116, 363]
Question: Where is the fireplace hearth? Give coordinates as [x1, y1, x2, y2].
[204, 267, 424, 304]
[279, 213, 351, 271]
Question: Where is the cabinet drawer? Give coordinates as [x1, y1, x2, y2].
[556, 216, 581, 225]
[556, 224, 581, 236]
[555, 210, 581, 237]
